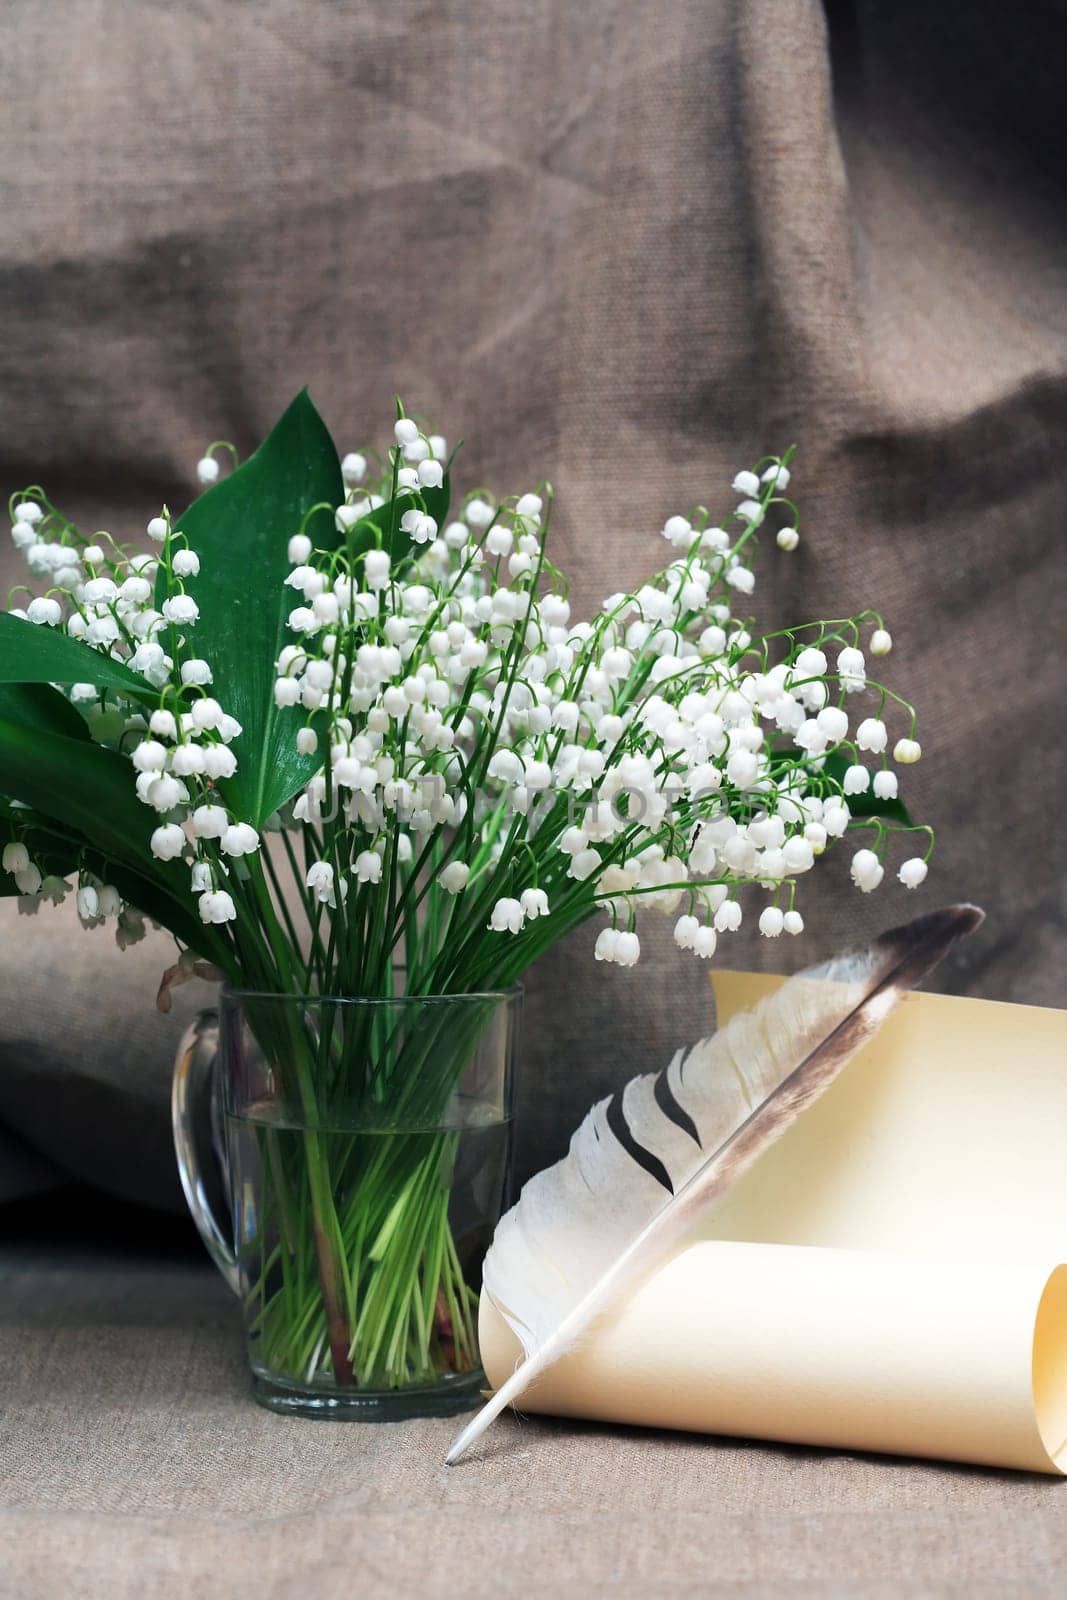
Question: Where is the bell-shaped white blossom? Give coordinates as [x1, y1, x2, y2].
[856, 717, 887, 753]
[199, 889, 236, 923]
[2, 842, 30, 874]
[2, 408, 932, 973]
[354, 850, 383, 885]
[180, 659, 213, 687]
[221, 823, 260, 858]
[191, 804, 228, 839]
[439, 862, 470, 894]
[341, 452, 367, 487]
[520, 887, 549, 919]
[850, 848, 884, 893]
[15, 864, 43, 895]
[151, 823, 186, 861]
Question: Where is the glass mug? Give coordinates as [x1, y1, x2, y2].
[173, 986, 520, 1419]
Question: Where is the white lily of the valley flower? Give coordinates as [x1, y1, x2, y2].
[341, 452, 367, 486]
[3, 406, 933, 975]
[354, 850, 383, 885]
[520, 887, 549, 919]
[439, 862, 470, 894]
[151, 823, 186, 861]
[199, 889, 237, 923]
[191, 804, 228, 839]
[306, 860, 336, 905]
[2, 842, 30, 874]
[856, 717, 887, 753]
[489, 897, 524, 933]
[162, 594, 199, 625]
[180, 659, 213, 687]
[221, 823, 260, 857]
[850, 848, 884, 893]
[26, 596, 62, 625]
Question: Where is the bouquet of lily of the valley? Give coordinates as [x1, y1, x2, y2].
[0, 392, 932, 1405]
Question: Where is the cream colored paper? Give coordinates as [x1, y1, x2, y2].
[481, 981, 1067, 1473]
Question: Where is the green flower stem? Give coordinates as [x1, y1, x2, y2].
[233, 981, 499, 1392]
[243, 875, 359, 1386]
[247, 1123, 477, 1389]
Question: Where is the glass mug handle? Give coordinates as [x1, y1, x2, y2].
[171, 1008, 241, 1296]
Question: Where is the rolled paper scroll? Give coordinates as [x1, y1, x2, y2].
[481, 980, 1067, 1474]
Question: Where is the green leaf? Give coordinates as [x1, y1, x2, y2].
[0, 681, 89, 741]
[0, 793, 214, 951]
[0, 716, 220, 954]
[0, 612, 154, 704]
[158, 390, 344, 828]
[0, 800, 81, 896]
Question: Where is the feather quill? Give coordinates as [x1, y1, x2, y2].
[446, 903, 983, 1464]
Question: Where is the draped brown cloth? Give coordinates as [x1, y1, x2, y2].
[1, 2, 1065, 1593]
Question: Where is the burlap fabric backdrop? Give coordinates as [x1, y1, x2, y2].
[2, 0, 1064, 1203]
[2, 0, 1063, 1214]
[2, 2, 1066, 1594]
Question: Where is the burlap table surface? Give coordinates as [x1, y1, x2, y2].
[1, 1239, 1063, 1600]
[0, 0, 1064, 1590]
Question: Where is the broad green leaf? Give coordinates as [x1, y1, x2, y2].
[159, 390, 344, 827]
[0, 809, 220, 956]
[0, 681, 89, 741]
[0, 716, 221, 956]
[0, 612, 154, 704]
[0, 800, 81, 896]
